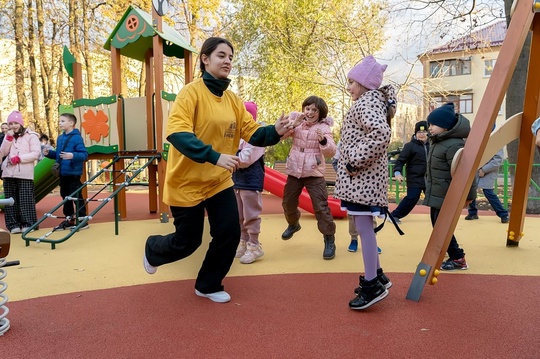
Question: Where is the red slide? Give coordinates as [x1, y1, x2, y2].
[263, 166, 347, 219]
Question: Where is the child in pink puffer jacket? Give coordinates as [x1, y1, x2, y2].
[0, 111, 41, 234]
[280, 96, 337, 259]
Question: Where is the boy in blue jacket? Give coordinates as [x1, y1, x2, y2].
[44, 113, 89, 230]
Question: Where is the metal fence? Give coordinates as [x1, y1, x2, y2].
[390, 160, 540, 208]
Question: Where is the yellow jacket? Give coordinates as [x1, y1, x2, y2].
[164, 78, 260, 206]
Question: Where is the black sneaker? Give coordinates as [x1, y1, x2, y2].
[354, 269, 392, 294]
[501, 217, 509, 223]
[349, 277, 388, 310]
[465, 214, 479, 220]
[54, 219, 75, 231]
[281, 223, 301, 240]
[76, 222, 90, 231]
[377, 268, 393, 289]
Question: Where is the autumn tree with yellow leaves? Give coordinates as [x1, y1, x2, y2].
[225, 0, 388, 163]
[1, 0, 222, 142]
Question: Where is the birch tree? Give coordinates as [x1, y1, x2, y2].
[14, 0, 27, 119]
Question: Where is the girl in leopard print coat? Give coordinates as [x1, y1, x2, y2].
[333, 55, 397, 310]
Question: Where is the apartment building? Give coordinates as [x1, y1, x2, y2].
[419, 20, 506, 126]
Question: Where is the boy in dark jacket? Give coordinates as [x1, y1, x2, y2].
[43, 113, 89, 231]
[391, 120, 429, 223]
[424, 103, 470, 271]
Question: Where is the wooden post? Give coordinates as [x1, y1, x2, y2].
[152, 7, 170, 222]
[406, 0, 536, 301]
[72, 62, 83, 100]
[506, 16, 540, 246]
[111, 46, 127, 218]
[145, 50, 155, 151]
[71, 62, 88, 210]
[184, 49, 193, 83]
[145, 50, 158, 213]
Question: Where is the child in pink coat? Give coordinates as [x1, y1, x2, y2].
[0, 111, 41, 234]
[280, 96, 337, 259]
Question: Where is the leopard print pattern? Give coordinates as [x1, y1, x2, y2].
[334, 86, 396, 207]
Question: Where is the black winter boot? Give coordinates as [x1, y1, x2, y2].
[349, 276, 388, 310]
[323, 234, 336, 260]
[377, 268, 392, 289]
[281, 223, 301, 240]
[354, 268, 392, 294]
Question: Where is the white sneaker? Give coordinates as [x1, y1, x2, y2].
[235, 239, 247, 258]
[240, 243, 264, 264]
[10, 227, 22, 234]
[195, 289, 231, 303]
[143, 254, 157, 274]
[21, 227, 35, 233]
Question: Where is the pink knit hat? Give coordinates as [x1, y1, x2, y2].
[244, 102, 257, 121]
[347, 55, 387, 90]
[7, 110, 24, 126]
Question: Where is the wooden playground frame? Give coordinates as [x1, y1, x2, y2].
[407, 0, 540, 300]
[67, 5, 196, 222]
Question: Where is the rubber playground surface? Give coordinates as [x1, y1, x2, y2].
[2, 189, 540, 358]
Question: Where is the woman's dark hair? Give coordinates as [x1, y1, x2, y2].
[301, 96, 328, 121]
[199, 37, 234, 74]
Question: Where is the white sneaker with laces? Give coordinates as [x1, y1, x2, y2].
[143, 254, 157, 274]
[195, 289, 231, 303]
[240, 242, 264, 264]
[235, 239, 247, 258]
[10, 227, 22, 234]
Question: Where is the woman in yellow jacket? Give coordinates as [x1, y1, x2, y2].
[143, 37, 290, 303]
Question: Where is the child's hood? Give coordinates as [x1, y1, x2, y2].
[379, 85, 397, 105]
[363, 85, 397, 114]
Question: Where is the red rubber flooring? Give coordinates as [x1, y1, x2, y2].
[2, 191, 540, 358]
[5, 273, 540, 358]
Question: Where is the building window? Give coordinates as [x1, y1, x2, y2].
[430, 62, 442, 77]
[484, 59, 496, 77]
[429, 58, 471, 78]
[459, 94, 473, 114]
[431, 94, 473, 114]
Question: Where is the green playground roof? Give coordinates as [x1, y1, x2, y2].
[103, 5, 197, 62]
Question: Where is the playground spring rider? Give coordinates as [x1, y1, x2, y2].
[0, 197, 18, 336]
